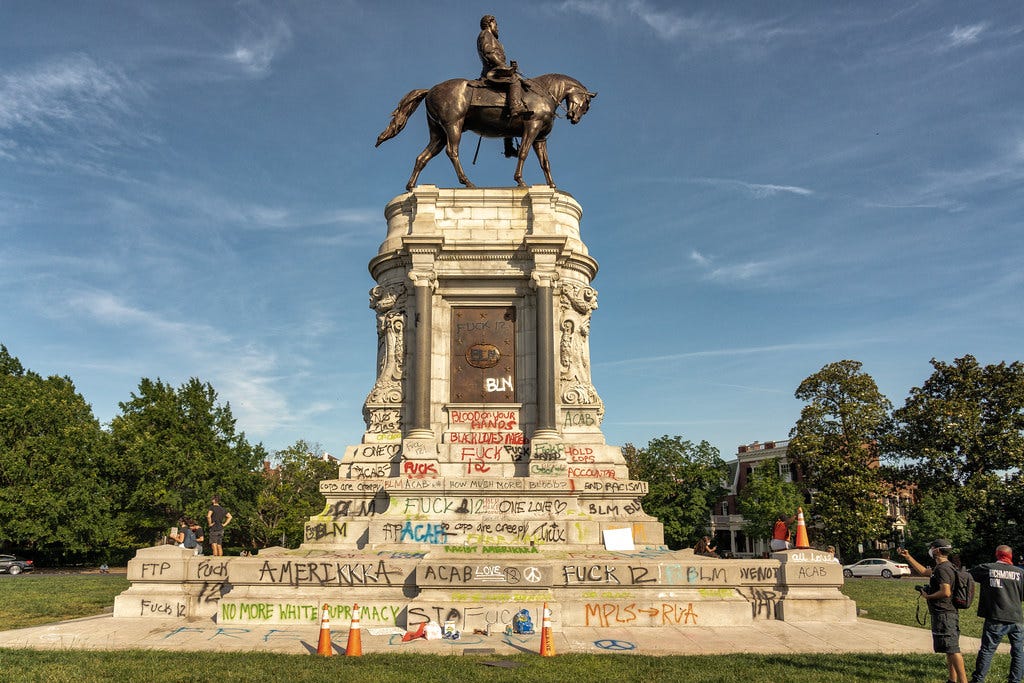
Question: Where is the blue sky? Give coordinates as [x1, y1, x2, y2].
[2, 1, 1022, 461]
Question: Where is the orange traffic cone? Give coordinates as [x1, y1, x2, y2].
[794, 507, 810, 549]
[345, 603, 362, 656]
[316, 603, 333, 656]
[539, 603, 555, 657]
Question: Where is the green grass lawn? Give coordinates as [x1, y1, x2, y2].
[0, 573, 1014, 682]
[0, 574, 130, 629]
[839, 576, 986, 638]
[0, 649, 963, 683]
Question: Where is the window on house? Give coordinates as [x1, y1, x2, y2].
[779, 462, 792, 483]
[720, 501, 729, 516]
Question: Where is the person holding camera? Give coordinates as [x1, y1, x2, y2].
[967, 544, 1024, 683]
[898, 539, 968, 683]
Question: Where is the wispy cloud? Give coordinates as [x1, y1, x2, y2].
[0, 54, 135, 132]
[117, 178, 378, 233]
[692, 177, 814, 198]
[948, 23, 987, 48]
[600, 341, 878, 368]
[688, 248, 818, 287]
[556, 0, 799, 52]
[0, 54, 150, 170]
[227, 15, 291, 77]
[870, 134, 1024, 212]
[66, 291, 230, 345]
[62, 290, 317, 434]
[689, 250, 710, 267]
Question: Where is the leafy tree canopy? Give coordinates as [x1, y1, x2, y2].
[248, 440, 338, 549]
[0, 345, 120, 563]
[624, 435, 728, 550]
[737, 457, 804, 542]
[891, 355, 1024, 559]
[108, 377, 266, 548]
[788, 360, 891, 558]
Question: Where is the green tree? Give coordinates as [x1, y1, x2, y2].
[108, 377, 266, 549]
[248, 440, 337, 549]
[904, 490, 969, 556]
[788, 360, 891, 559]
[891, 355, 1024, 560]
[737, 457, 804, 542]
[0, 345, 120, 563]
[624, 435, 729, 550]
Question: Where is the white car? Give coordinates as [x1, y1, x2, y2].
[842, 558, 911, 579]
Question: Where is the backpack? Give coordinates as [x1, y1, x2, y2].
[952, 566, 976, 610]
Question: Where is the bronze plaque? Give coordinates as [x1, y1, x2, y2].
[451, 307, 516, 403]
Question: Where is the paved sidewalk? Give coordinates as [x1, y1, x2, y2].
[0, 614, 992, 657]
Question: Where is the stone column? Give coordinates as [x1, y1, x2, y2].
[532, 269, 558, 440]
[403, 235, 441, 440]
[407, 270, 436, 438]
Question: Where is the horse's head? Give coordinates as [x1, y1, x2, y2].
[565, 87, 597, 125]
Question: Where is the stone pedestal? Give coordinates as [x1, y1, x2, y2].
[116, 187, 856, 632]
[304, 186, 658, 554]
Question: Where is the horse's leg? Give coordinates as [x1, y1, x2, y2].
[443, 123, 475, 189]
[513, 122, 542, 188]
[407, 120, 446, 191]
[533, 138, 555, 187]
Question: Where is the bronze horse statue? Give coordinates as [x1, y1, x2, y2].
[376, 73, 596, 191]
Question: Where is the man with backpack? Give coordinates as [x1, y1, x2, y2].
[899, 539, 968, 683]
[967, 545, 1024, 683]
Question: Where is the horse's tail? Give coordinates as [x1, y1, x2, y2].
[375, 89, 429, 147]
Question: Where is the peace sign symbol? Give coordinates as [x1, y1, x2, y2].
[524, 566, 543, 583]
[594, 639, 636, 651]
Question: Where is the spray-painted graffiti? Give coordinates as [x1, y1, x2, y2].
[584, 602, 699, 627]
[255, 559, 402, 587]
[449, 431, 527, 445]
[347, 463, 392, 479]
[304, 521, 348, 541]
[221, 602, 402, 624]
[449, 410, 517, 430]
[139, 561, 172, 579]
[740, 587, 779, 619]
[739, 566, 779, 582]
[163, 626, 304, 643]
[402, 461, 438, 477]
[139, 599, 186, 617]
[399, 522, 451, 544]
[407, 604, 524, 629]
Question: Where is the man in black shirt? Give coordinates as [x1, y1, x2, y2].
[968, 545, 1024, 683]
[899, 539, 968, 683]
[206, 496, 232, 557]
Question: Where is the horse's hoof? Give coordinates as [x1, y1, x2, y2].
[516, 181, 527, 188]
[462, 181, 476, 189]
[406, 184, 415, 192]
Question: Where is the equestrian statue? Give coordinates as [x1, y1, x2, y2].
[375, 15, 596, 191]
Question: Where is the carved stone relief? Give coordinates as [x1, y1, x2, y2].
[363, 283, 407, 432]
[558, 283, 602, 407]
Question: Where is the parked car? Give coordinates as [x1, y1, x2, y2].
[842, 557, 910, 579]
[0, 554, 34, 575]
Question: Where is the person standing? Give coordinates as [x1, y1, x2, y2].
[771, 513, 795, 551]
[968, 545, 1024, 683]
[206, 496, 232, 557]
[898, 539, 968, 683]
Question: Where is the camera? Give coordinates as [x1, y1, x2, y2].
[915, 584, 928, 594]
